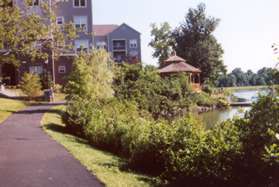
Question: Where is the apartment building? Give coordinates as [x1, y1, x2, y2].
[1, 0, 94, 85]
[1, 1, 141, 86]
[93, 24, 141, 64]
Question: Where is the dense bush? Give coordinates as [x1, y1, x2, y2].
[84, 99, 147, 155]
[114, 64, 192, 120]
[232, 96, 279, 186]
[65, 96, 279, 186]
[20, 73, 42, 99]
[64, 50, 114, 135]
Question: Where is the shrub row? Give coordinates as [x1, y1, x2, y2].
[64, 95, 279, 186]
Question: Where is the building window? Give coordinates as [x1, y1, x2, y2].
[75, 39, 89, 52]
[56, 17, 64, 25]
[29, 66, 43, 75]
[58, 66, 66, 74]
[73, 0, 86, 8]
[73, 16, 88, 32]
[28, 0, 39, 6]
[129, 39, 137, 48]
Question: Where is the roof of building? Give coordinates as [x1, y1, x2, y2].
[93, 24, 119, 36]
[159, 54, 201, 74]
[93, 23, 141, 37]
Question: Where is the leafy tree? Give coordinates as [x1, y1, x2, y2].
[64, 50, 114, 133]
[149, 22, 175, 66]
[172, 3, 226, 83]
[0, 2, 47, 64]
[0, 0, 76, 84]
[20, 73, 42, 99]
[216, 67, 279, 87]
[66, 50, 114, 101]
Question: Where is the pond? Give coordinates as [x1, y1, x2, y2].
[199, 88, 268, 128]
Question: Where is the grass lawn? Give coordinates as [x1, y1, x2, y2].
[54, 93, 66, 102]
[41, 106, 155, 187]
[223, 85, 276, 91]
[0, 98, 26, 123]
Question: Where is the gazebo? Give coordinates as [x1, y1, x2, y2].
[158, 52, 202, 91]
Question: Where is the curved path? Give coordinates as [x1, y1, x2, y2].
[0, 104, 103, 187]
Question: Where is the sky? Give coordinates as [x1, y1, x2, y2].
[93, 0, 279, 72]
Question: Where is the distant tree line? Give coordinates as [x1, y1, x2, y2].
[216, 67, 279, 87]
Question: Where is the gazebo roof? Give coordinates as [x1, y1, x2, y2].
[164, 55, 186, 63]
[159, 53, 201, 74]
[159, 61, 201, 74]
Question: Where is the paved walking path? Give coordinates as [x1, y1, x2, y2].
[0, 104, 103, 187]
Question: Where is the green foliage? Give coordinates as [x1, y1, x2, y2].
[189, 92, 216, 107]
[65, 50, 114, 101]
[0, 1, 77, 67]
[114, 64, 192, 120]
[63, 45, 279, 186]
[20, 73, 42, 99]
[149, 22, 175, 66]
[148, 4, 225, 83]
[233, 96, 279, 186]
[0, 5, 47, 63]
[217, 67, 279, 87]
[84, 99, 147, 155]
[172, 3, 225, 83]
[64, 50, 114, 135]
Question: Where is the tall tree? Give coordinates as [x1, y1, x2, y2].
[0, 2, 48, 64]
[0, 1, 76, 61]
[0, 0, 76, 84]
[149, 22, 174, 67]
[172, 3, 226, 83]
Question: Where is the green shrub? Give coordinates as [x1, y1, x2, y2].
[114, 64, 191, 120]
[128, 121, 175, 175]
[53, 84, 63, 93]
[63, 49, 279, 186]
[216, 97, 230, 108]
[202, 84, 213, 95]
[20, 73, 42, 99]
[190, 92, 216, 107]
[65, 50, 114, 102]
[233, 96, 279, 186]
[162, 117, 207, 185]
[63, 96, 97, 136]
[84, 99, 144, 155]
[64, 50, 114, 136]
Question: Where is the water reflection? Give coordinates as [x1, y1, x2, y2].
[199, 89, 267, 128]
[199, 107, 250, 129]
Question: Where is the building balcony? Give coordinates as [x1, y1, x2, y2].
[112, 40, 126, 51]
